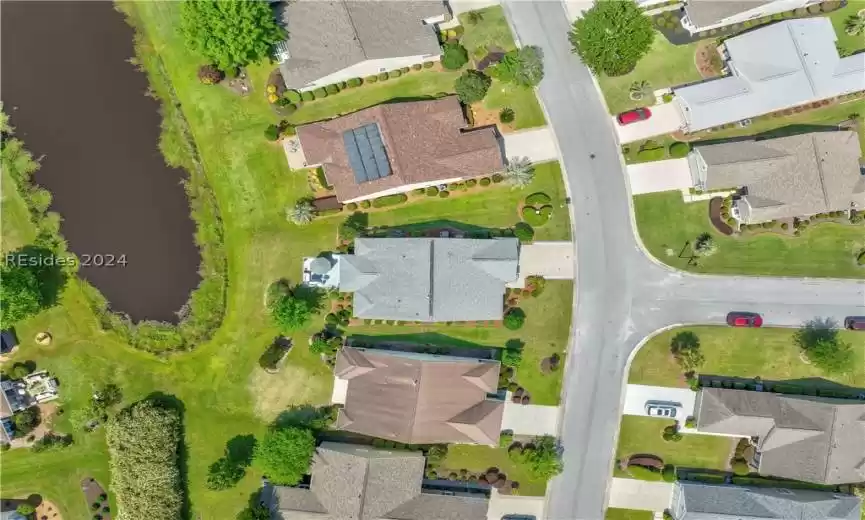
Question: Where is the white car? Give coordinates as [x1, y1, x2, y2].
[645, 401, 680, 418]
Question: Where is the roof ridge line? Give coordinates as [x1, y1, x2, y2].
[811, 134, 831, 211]
[822, 405, 839, 482]
[340, 0, 368, 59]
[786, 20, 818, 98]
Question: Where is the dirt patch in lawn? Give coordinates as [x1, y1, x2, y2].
[695, 41, 724, 79]
[80, 477, 111, 520]
[470, 103, 514, 133]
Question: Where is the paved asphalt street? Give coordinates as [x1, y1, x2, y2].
[500, 1, 865, 519]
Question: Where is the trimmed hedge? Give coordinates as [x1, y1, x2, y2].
[301, 90, 315, 102]
[521, 205, 552, 226]
[372, 193, 408, 208]
[106, 400, 183, 520]
[492, 173, 504, 183]
[525, 192, 552, 206]
[637, 147, 665, 161]
[426, 186, 440, 196]
[389, 70, 402, 79]
[313, 87, 328, 98]
[347, 77, 363, 88]
[668, 141, 691, 158]
[423, 61, 435, 68]
[480, 177, 491, 186]
[284, 90, 302, 103]
[325, 84, 340, 95]
[412, 63, 423, 71]
[365, 75, 379, 84]
[439, 190, 451, 198]
[378, 72, 389, 81]
[628, 465, 662, 481]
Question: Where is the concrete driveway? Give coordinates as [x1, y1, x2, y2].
[622, 384, 697, 420]
[627, 158, 694, 195]
[608, 478, 672, 512]
[501, 397, 559, 436]
[613, 103, 685, 144]
[502, 128, 558, 163]
[487, 493, 545, 520]
[514, 241, 574, 282]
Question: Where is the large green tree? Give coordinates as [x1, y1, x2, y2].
[488, 46, 545, 87]
[568, 0, 655, 77]
[0, 263, 43, 325]
[180, 0, 286, 70]
[795, 320, 853, 374]
[454, 70, 492, 104]
[270, 292, 313, 332]
[253, 426, 315, 485]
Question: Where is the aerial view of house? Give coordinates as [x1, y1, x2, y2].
[2, 0, 864, 519]
[337, 237, 519, 322]
[273, 0, 449, 91]
[680, 0, 823, 34]
[694, 387, 865, 485]
[263, 442, 489, 519]
[675, 17, 865, 131]
[690, 130, 864, 223]
[332, 346, 504, 444]
[670, 481, 862, 520]
[289, 96, 503, 202]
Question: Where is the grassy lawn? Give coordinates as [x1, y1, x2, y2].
[606, 508, 653, 520]
[597, 35, 702, 115]
[629, 326, 865, 389]
[441, 444, 547, 496]
[287, 69, 460, 124]
[349, 280, 573, 405]
[616, 416, 733, 471]
[0, 2, 572, 517]
[621, 135, 685, 164]
[367, 161, 571, 242]
[830, 0, 865, 55]
[457, 5, 546, 130]
[634, 191, 865, 278]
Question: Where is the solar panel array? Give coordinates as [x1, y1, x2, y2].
[343, 123, 392, 183]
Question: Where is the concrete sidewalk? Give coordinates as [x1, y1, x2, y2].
[608, 478, 673, 512]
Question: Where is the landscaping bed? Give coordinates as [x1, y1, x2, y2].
[628, 326, 865, 389]
[634, 191, 865, 278]
[439, 444, 547, 496]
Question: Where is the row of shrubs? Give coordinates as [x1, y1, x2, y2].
[337, 174, 506, 212]
[273, 62, 437, 108]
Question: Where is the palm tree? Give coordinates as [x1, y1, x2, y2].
[287, 200, 314, 225]
[502, 157, 535, 188]
[628, 80, 652, 101]
[845, 14, 865, 36]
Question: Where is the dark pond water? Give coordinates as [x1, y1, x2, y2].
[1, 1, 200, 322]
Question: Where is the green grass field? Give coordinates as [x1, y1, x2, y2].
[616, 416, 733, 471]
[597, 35, 702, 115]
[441, 444, 548, 496]
[0, 2, 571, 517]
[457, 5, 546, 130]
[634, 191, 865, 278]
[830, 1, 865, 55]
[605, 508, 653, 520]
[629, 326, 865, 388]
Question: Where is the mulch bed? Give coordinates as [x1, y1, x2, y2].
[708, 197, 734, 235]
[694, 40, 723, 79]
[80, 477, 112, 520]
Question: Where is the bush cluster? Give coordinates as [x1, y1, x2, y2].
[106, 400, 183, 520]
[441, 42, 469, 70]
[513, 222, 535, 242]
[371, 193, 408, 208]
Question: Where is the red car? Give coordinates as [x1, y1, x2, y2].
[616, 107, 652, 125]
[845, 316, 865, 331]
[727, 312, 763, 328]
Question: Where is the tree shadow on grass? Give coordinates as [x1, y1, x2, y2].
[145, 392, 191, 520]
[226, 434, 257, 467]
[348, 333, 498, 360]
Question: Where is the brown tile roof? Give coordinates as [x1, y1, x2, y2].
[296, 97, 504, 201]
[265, 442, 488, 520]
[334, 347, 504, 445]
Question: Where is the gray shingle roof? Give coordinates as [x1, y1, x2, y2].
[265, 442, 488, 520]
[276, 0, 447, 89]
[671, 481, 862, 520]
[674, 18, 865, 131]
[684, 0, 774, 29]
[338, 238, 519, 322]
[693, 131, 864, 223]
[334, 347, 504, 444]
[695, 388, 865, 484]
